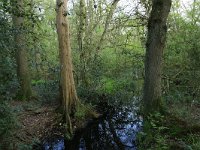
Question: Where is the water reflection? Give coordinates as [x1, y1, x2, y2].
[43, 106, 142, 150]
[44, 138, 64, 150]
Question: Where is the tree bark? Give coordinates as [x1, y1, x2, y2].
[78, 0, 88, 86]
[12, 0, 32, 100]
[56, 0, 79, 135]
[95, 0, 120, 55]
[143, 0, 171, 115]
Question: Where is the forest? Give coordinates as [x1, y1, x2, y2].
[0, 0, 200, 149]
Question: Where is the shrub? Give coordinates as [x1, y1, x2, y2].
[0, 101, 18, 149]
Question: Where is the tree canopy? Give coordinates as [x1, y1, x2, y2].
[0, 0, 200, 149]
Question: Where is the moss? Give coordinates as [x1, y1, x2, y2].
[74, 103, 100, 120]
[74, 104, 88, 120]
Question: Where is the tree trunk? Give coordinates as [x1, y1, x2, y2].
[78, 0, 88, 86]
[12, 0, 32, 100]
[56, 0, 79, 135]
[95, 0, 120, 55]
[143, 0, 171, 115]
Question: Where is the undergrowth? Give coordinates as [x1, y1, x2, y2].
[74, 103, 98, 120]
[0, 101, 18, 149]
[136, 112, 200, 150]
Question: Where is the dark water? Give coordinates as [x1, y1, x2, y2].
[42, 105, 143, 150]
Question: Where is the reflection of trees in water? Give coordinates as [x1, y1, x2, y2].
[43, 106, 142, 150]
[81, 107, 141, 150]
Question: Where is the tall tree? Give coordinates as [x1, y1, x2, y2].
[78, 0, 87, 86]
[12, 0, 32, 100]
[56, 0, 79, 135]
[143, 0, 171, 115]
[95, 0, 120, 55]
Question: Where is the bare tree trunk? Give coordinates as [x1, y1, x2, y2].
[34, 51, 42, 78]
[78, 0, 88, 86]
[30, 0, 42, 79]
[56, 0, 79, 135]
[12, 0, 32, 100]
[95, 0, 120, 55]
[143, 0, 171, 115]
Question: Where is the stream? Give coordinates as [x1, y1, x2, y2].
[42, 104, 143, 150]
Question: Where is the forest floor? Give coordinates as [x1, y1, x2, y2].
[9, 98, 98, 149]
[10, 100, 62, 146]
[165, 102, 200, 149]
[168, 102, 200, 125]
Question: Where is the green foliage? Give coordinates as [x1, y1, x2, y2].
[16, 144, 33, 150]
[0, 101, 18, 148]
[100, 77, 116, 94]
[32, 79, 46, 85]
[74, 103, 95, 120]
[186, 134, 200, 149]
[33, 79, 59, 103]
[12, 138, 40, 150]
[74, 104, 88, 120]
[0, 0, 200, 149]
[164, 4, 200, 104]
[0, 11, 18, 100]
[137, 113, 169, 150]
